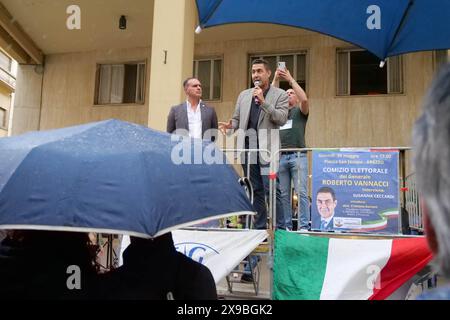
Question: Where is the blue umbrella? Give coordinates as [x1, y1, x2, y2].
[195, 0, 450, 60]
[0, 119, 254, 238]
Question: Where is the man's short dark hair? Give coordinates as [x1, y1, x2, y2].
[317, 186, 336, 201]
[252, 58, 271, 71]
[183, 77, 197, 89]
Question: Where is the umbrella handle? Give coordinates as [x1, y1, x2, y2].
[238, 176, 254, 229]
[238, 176, 254, 204]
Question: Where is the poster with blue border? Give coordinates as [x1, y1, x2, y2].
[311, 149, 399, 234]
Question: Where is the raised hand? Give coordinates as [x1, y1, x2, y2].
[218, 120, 232, 135]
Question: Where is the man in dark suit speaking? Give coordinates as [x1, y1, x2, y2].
[167, 78, 218, 141]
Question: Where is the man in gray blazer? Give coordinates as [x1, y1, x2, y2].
[219, 59, 288, 231]
[167, 78, 218, 142]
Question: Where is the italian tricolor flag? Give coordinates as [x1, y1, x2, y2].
[273, 230, 432, 300]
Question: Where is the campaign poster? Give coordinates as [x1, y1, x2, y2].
[311, 150, 399, 234]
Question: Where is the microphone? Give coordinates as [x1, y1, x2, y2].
[254, 80, 261, 105]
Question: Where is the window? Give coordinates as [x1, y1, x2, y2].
[193, 58, 222, 101]
[95, 62, 146, 105]
[249, 52, 307, 91]
[337, 49, 403, 96]
[0, 107, 6, 129]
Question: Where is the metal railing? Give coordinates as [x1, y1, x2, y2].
[405, 173, 423, 232]
[221, 148, 270, 229]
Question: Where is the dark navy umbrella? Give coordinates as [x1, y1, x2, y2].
[195, 0, 450, 60]
[0, 120, 254, 238]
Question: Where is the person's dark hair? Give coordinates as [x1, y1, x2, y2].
[317, 186, 336, 201]
[0, 230, 96, 299]
[130, 232, 173, 247]
[183, 77, 197, 90]
[252, 58, 271, 71]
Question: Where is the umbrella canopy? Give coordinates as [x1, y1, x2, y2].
[195, 0, 450, 60]
[0, 119, 254, 238]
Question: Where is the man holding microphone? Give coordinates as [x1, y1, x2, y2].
[219, 59, 288, 230]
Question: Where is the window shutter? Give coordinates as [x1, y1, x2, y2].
[388, 56, 403, 94]
[194, 58, 222, 101]
[110, 65, 125, 103]
[198, 60, 211, 100]
[296, 54, 306, 83]
[135, 63, 146, 104]
[98, 65, 112, 104]
[337, 51, 349, 95]
[213, 60, 222, 100]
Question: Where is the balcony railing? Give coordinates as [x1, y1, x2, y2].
[0, 65, 16, 89]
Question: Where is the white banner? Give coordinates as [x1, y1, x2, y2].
[120, 229, 268, 283]
[173, 229, 268, 283]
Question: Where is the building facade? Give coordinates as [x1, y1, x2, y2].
[0, 48, 15, 137]
[0, 0, 448, 172]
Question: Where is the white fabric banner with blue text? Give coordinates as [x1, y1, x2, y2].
[120, 229, 268, 283]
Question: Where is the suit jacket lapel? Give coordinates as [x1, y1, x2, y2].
[200, 103, 208, 134]
[180, 103, 189, 131]
[258, 86, 274, 127]
[241, 91, 253, 129]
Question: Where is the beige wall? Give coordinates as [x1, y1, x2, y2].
[39, 47, 151, 130]
[195, 33, 435, 150]
[147, 0, 197, 131]
[11, 64, 42, 135]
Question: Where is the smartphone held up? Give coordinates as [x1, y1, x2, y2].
[277, 61, 286, 70]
